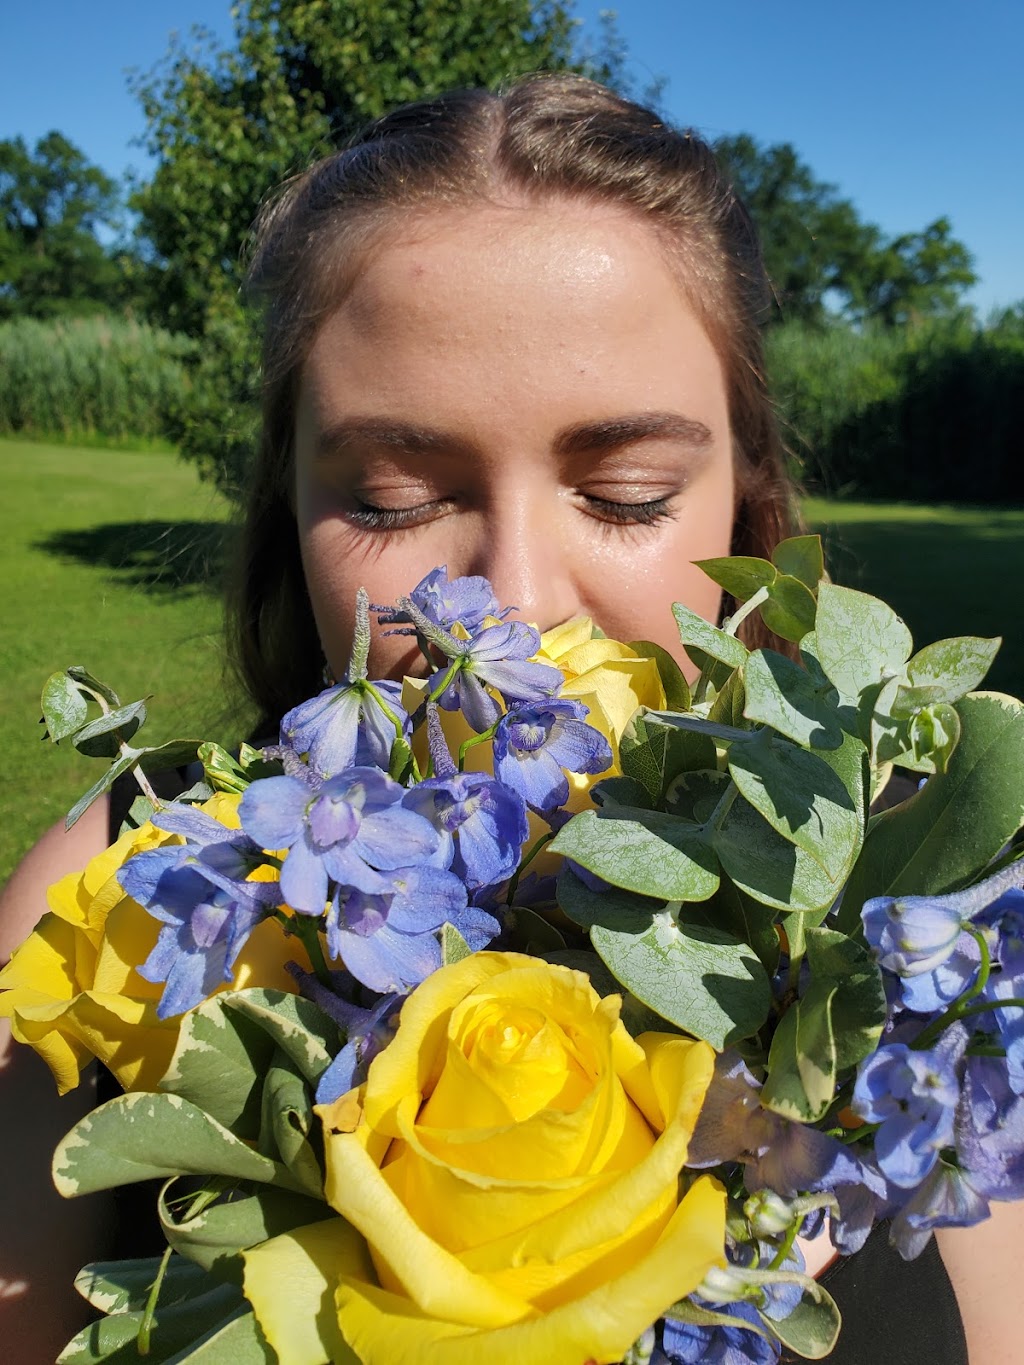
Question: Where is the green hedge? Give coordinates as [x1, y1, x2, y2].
[768, 312, 1024, 502]
[0, 316, 196, 442]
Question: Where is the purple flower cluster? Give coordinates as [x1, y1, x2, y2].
[856, 861, 1024, 1254]
[117, 568, 611, 1016]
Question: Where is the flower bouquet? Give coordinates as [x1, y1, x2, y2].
[5, 539, 1024, 1365]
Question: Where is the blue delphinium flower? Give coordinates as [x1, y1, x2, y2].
[852, 1025, 967, 1188]
[662, 1302, 780, 1365]
[239, 767, 443, 915]
[427, 619, 563, 732]
[862, 892, 969, 977]
[312, 989, 405, 1105]
[281, 677, 406, 778]
[493, 699, 611, 812]
[954, 1054, 1024, 1198]
[403, 771, 529, 892]
[391, 565, 511, 634]
[117, 804, 280, 1017]
[889, 1157, 991, 1260]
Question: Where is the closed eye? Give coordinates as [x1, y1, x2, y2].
[583, 495, 677, 527]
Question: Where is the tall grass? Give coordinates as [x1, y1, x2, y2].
[0, 316, 195, 442]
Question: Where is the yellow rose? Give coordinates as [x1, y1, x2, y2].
[0, 792, 306, 1094]
[243, 953, 725, 1365]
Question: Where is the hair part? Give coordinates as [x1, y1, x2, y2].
[229, 74, 799, 732]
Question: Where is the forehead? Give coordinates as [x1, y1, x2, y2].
[297, 198, 728, 440]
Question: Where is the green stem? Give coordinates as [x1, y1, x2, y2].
[767, 1216, 801, 1271]
[722, 585, 770, 638]
[137, 1244, 173, 1355]
[425, 658, 463, 708]
[287, 913, 332, 987]
[912, 927, 992, 1050]
[705, 779, 738, 833]
[459, 720, 500, 771]
[507, 830, 557, 904]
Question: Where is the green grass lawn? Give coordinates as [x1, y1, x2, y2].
[2, 438, 1023, 891]
[1, 439, 253, 885]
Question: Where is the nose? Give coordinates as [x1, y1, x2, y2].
[463, 492, 582, 635]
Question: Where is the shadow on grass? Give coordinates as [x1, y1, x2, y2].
[34, 520, 233, 594]
[809, 511, 1024, 697]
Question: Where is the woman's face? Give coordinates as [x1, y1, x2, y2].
[294, 199, 736, 682]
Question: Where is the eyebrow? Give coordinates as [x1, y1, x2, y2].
[315, 411, 714, 461]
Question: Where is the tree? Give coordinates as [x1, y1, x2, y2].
[0, 132, 122, 318]
[714, 135, 976, 327]
[131, 0, 580, 338]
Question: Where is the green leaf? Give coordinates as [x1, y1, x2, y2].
[804, 926, 887, 1071]
[727, 730, 862, 880]
[160, 1309, 273, 1364]
[557, 866, 669, 933]
[760, 573, 818, 643]
[742, 648, 843, 749]
[441, 920, 473, 964]
[56, 1284, 249, 1364]
[619, 711, 714, 804]
[672, 601, 749, 669]
[764, 1281, 842, 1359]
[690, 878, 781, 975]
[837, 693, 1024, 931]
[65, 749, 139, 830]
[905, 635, 1001, 701]
[909, 702, 961, 774]
[161, 999, 276, 1139]
[260, 1051, 323, 1198]
[138, 739, 203, 773]
[41, 670, 89, 742]
[628, 638, 692, 710]
[502, 905, 566, 954]
[159, 1180, 330, 1279]
[591, 916, 771, 1048]
[219, 990, 337, 1086]
[706, 662, 747, 730]
[591, 775, 655, 810]
[74, 1256, 213, 1315]
[814, 582, 913, 699]
[66, 665, 121, 708]
[694, 554, 776, 601]
[713, 795, 841, 915]
[664, 768, 732, 825]
[761, 982, 837, 1121]
[549, 808, 720, 902]
[771, 534, 825, 591]
[73, 700, 148, 758]
[53, 1094, 285, 1197]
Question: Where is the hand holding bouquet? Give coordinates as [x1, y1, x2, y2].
[4, 540, 1024, 1364]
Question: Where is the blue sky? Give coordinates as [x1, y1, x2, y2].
[4, 1, 1021, 312]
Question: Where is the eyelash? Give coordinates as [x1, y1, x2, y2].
[346, 495, 677, 531]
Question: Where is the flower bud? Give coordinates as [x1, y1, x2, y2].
[744, 1187, 796, 1237]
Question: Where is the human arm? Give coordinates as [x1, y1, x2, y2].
[938, 1204, 1024, 1364]
[0, 799, 115, 1364]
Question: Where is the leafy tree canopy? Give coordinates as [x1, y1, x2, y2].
[0, 132, 123, 319]
[714, 134, 976, 327]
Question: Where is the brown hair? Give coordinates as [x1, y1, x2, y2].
[231, 73, 798, 731]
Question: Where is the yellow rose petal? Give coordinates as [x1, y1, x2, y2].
[243, 1218, 366, 1365]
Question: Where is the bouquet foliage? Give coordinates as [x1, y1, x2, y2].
[4, 541, 1024, 1365]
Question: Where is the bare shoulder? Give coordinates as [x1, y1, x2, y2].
[938, 1203, 1024, 1363]
[0, 797, 110, 963]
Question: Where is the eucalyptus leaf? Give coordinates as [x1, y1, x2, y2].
[66, 665, 121, 708]
[727, 730, 860, 880]
[694, 554, 777, 601]
[73, 700, 148, 758]
[761, 573, 818, 643]
[628, 638, 692, 710]
[619, 711, 713, 804]
[672, 601, 749, 669]
[41, 670, 89, 742]
[53, 1094, 285, 1197]
[556, 866, 670, 933]
[590, 917, 771, 1048]
[837, 693, 1024, 931]
[771, 534, 825, 591]
[159, 1179, 330, 1279]
[905, 635, 1001, 700]
[706, 663, 747, 730]
[591, 775, 655, 810]
[137, 739, 204, 773]
[692, 878, 781, 975]
[714, 795, 841, 915]
[804, 926, 887, 1071]
[65, 750, 139, 830]
[550, 807, 720, 902]
[743, 649, 843, 750]
[503, 905, 566, 954]
[815, 583, 912, 699]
